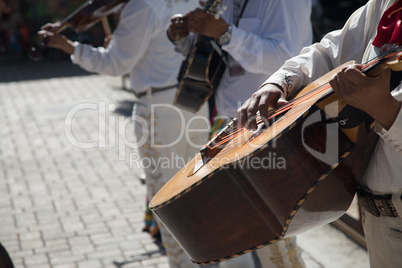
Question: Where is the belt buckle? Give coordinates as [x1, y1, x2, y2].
[357, 187, 399, 217]
[373, 197, 397, 217]
[358, 195, 381, 217]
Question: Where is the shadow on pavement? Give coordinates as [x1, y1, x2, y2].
[0, 58, 94, 83]
[112, 239, 166, 268]
[113, 100, 136, 118]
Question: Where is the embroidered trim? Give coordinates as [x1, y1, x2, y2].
[282, 75, 293, 92]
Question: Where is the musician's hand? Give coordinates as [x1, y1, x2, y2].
[103, 35, 112, 48]
[38, 30, 75, 55]
[237, 84, 288, 130]
[330, 64, 401, 130]
[40, 21, 62, 32]
[188, 8, 229, 40]
[168, 14, 190, 41]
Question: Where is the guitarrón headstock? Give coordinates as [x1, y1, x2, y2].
[384, 48, 402, 71]
[204, 0, 223, 16]
[363, 45, 402, 76]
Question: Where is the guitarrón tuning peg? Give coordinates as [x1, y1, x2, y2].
[214, 5, 226, 20]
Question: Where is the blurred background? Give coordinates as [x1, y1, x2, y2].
[0, 0, 116, 61]
[0, 0, 369, 62]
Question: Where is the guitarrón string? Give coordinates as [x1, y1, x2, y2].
[209, 49, 402, 151]
[210, 82, 332, 150]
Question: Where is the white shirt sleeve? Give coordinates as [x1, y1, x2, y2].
[375, 88, 402, 152]
[263, 0, 379, 97]
[172, 34, 195, 57]
[71, 1, 157, 77]
[223, 0, 313, 75]
[363, 88, 402, 193]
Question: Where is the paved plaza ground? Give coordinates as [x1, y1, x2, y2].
[0, 59, 369, 268]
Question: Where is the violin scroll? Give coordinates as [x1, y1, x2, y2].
[28, 35, 49, 61]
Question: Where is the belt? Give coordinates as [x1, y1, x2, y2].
[357, 186, 401, 217]
[135, 84, 178, 99]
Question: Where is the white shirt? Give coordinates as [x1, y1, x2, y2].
[71, 0, 182, 94]
[264, 0, 402, 194]
[175, 0, 313, 118]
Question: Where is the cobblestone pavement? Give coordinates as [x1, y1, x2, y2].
[0, 59, 369, 268]
[0, 59, 166, 268]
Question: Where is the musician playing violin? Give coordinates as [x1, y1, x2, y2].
[37, 0, 210, 267]
[168, 0, 313, 267]
[237, 0, 402, 266]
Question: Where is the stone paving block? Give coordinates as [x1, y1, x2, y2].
[86, 248, 122, 261]
[70, 244, 95, 255]
[77, 259, 103, 268]
[9, 258, 25, 268]
[0, 239, 19, 253]
[6, 249, 34, 260]
[68, 236, 92, 248]
[36, 238, 69, 254]
[141, 256, 167, 267]
[19, 238, 44, 251]
[81, 221, 109, 235]
[38, 223, 65, 240]
[19, 231, 42, 242]
[30, 264, 52, 268]
[14, 210, 37, 228]
[119, 239, 145, 251]
[48, 250, 86, 267]
[8, 180, 29, 195]
[121, 262, 144, 268]
[0, 215, 14, 227]
[23, 254, 49, 267]
[52, 263, 76, 268]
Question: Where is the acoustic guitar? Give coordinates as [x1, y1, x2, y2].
[150, 46, 402, 264]
[173, 0, 226, 113]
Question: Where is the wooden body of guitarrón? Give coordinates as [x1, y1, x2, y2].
[150, 62, 380, 264]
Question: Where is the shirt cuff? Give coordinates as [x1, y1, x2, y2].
[71, 41, 82, 64]
[222, 25, 241, 54]
[374, 102, 402, 151]
[262, 71, 300, 98]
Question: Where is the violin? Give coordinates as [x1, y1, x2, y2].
[29, 0, 129, 61]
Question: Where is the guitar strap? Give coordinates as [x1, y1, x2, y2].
[362, 70, 402, 132]
[335, 70, 402, 131]
[390, 70, 402, 91]
[225, 0, 249, 76]
[208, 0, 250, 128]
[234, 0, 249, 26]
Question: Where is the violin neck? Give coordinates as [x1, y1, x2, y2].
[53, 1, 88, 33]
[101, 17, 112, 37]
[51, 23, 70, 35]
